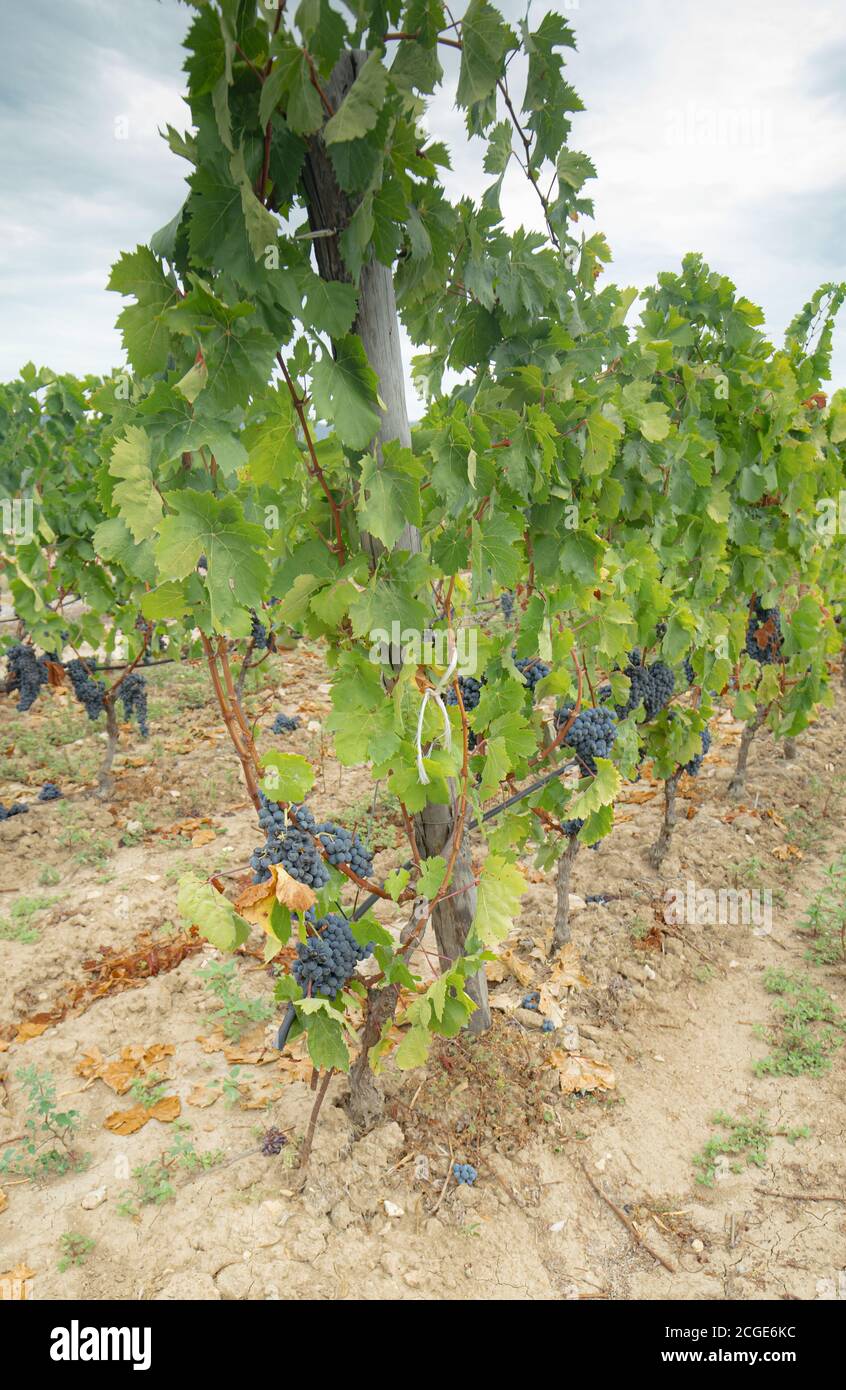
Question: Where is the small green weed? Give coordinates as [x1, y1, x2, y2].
[798, 853, 846, 965]
[693, 1110, 808, 1186]
[0, 1066, 88, 1179]
[755, 970, 846, 1077]
[199, 960, 273, 1040]
[57, 1233, 95, 1273]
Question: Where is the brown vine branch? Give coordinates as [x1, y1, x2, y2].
[277, 352, 346, 564]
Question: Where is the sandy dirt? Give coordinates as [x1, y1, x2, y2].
[1, 647, 845, 1301]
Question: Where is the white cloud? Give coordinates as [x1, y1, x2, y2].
[1, 0, 843, 390]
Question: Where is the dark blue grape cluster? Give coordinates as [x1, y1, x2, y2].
[250, 795, 329, 888]
[500, 590, 515, 620]
[38, 783, 62, 801]
[118, 672, 149, 737]
[0, 802, 29, 821]
[260, 1127, 288, 1156]
[249, 609, 268, 650]
[683, 655, 695, 686]
[6, 644, 49, 712]
[745, 600, 782, 664]
[453, 1162, 478, 1185]
[560, 706, 617, 775]
[445, 675, 483, 711]
[683, 727, 712, 777]
[560, 817, 599, 852]
[515, 654, 551, 694]
[292, 914, 373, 997]
[612, 656, 675, 720]
[541, 1019, 556, 1033]
[655, 622, 667, 639]
[317, 824, 374, 878]
[65, 659, 105, 721]
[272, 712, 299, 735]
[522, 991, 540, 1011]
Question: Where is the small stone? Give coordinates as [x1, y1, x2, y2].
[514, 1007, 545, 1030]
[414, 1154, 430, 1182]
[384, 1199, 404, 1218]
[691, 1239, 704, 1253]
[81, 1185, 107, 1210]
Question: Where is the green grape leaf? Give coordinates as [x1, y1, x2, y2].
[243, 385, 303, 485]
[302, 1007, 350, 1072]
[108, 246, 179, 375]
[155, 490, 269, 631]
[357, 445, 425, 549]
[260, 752, 315, 804]
[473, 854, 526, 946]
[109, 427, 163, 543]
[582, 411, 622, 475]
[299, 273, 359, 338]
[567, 758, 620, 818]
[417, 856, 447, 899]
[178, 874, 250, 952]
[395, 1024, 432, 1070]
[91, 518, 157, 585]
[324, 53, 388, 144]
[140, 582, 191, 621]
[457, 0, 513, 107]
[384, 867, 411, 901]
[311, 336, 381, 450]
[471, 512, 523, 587]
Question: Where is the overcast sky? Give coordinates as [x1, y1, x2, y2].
[1, 0, 844, 394]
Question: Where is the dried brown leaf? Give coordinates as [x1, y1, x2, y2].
[548, 1051, 616, 1095]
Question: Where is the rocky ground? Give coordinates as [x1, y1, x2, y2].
[1, 646, 845, 1301]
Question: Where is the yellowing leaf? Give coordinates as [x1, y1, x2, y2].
[187, 1083, 219, 1109]
[548, 1051, 616, 1095]
[103, 1095, 181, 1135]
[548, 943, 591, 991]
[14, 1016, 52, 1043]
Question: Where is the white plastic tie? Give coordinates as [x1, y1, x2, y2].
[416, 642, 460, 785]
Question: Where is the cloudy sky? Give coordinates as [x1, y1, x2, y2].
[1, 0, 844, 391]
